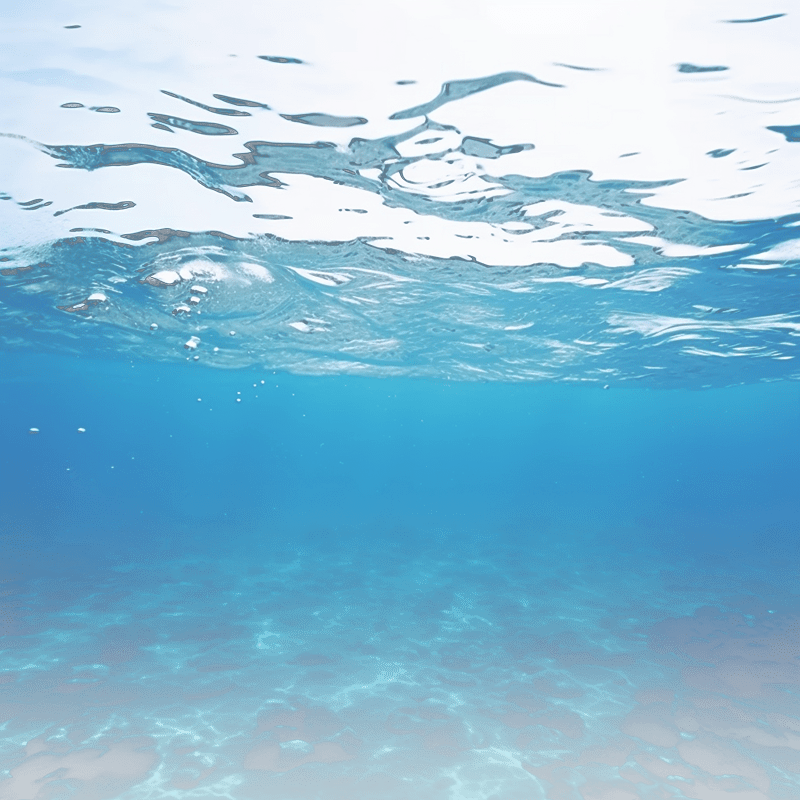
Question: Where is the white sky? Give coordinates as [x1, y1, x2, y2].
[1, 0, 799, 262]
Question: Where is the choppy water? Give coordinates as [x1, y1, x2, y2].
[3, 1, 800, 384]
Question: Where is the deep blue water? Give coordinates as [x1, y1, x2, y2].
[3, 355, 800, 564]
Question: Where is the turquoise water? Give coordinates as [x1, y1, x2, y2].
[1, 3, 800, 799]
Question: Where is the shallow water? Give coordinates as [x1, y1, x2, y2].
[1, 2, 799, 799]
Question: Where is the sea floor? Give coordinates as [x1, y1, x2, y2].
[1, 527, 799, 800]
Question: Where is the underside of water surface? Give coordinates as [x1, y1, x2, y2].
[2, 1, 800, 386]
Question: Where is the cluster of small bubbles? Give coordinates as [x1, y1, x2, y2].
[28, 427, 87, 434]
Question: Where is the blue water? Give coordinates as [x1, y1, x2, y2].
[2, 3, 800, 799]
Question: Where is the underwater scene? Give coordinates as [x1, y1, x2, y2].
[1, 1, 799, 798]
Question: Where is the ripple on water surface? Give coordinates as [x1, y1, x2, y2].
[0, 2, 798, 384]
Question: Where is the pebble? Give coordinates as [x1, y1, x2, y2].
[183, 678, 236, 700]
[169, 732, 203, 756]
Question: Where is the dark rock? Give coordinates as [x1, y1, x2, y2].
[302, 669, 339, 683]
[439, 654, 472, 670]
[0, 702, 27, 722]
[25, 726, 72, 755]
[170, 617, 249, 642]
[531, 673, 586, 700]
[301, 704, 347, 742]
[717, 656, 800, 695]
[505, 629, 547, 658]
[386, 706, 429, 735]
[617, 761, 653, 786]
[650, 598, 800, 696]
[100, 622, 158, 664]
[270, 725, 303, 742]
[36, 778, 86, 800]
[62, 745, 108, 780]
[313, 728, 364, 762]
[520, 744, 578, 783]
[244, 732, 281, 769]
[423, 717, 487, 751]
[97, 734, 158, 778]
[169, 733, 204, 756]
[578, 736, 636, 767]
[256, 700, 305, 731]
[417, 697, 453, 720]
[506, 684, 547, 711]
[677, 734, 770, 792]
[515, 725, 562, 750]
[681, 664, 733, 693]
[286, 651, 341, 667]
[436, 672, 478, 687]
[273, 739, 314, 772]
[9, 752, 64, 783]
[500, 705, 533, 729]
[633, 686, 675, 705]
[686, 775, 769, 800]
[87, 681, 142, 706]
[674, 698, 785, 746]
[578, 764, 641, 800]
[767, 711, 800, 733]
[547, 631, 636, 667]
[56, 664, 110, 693]
[188, 648, 251, 672]
[182, 676, 236, 700]
[621, 703, 681, 747]
[170, 756, 217, 789]
[634, 750, 694, 778]
[683, 691, 733, 708]
[549, 767, 587, 800]
[531, 706, 585, 739]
